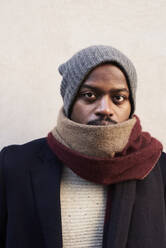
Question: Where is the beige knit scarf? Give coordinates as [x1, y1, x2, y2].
[51, 108, 136, 158]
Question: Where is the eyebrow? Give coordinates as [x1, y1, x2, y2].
[80, 84, 129, 93]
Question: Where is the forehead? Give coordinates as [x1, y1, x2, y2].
[81, 64, 129, 90]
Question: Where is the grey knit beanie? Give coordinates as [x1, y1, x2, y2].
[59, 45, 137, 117]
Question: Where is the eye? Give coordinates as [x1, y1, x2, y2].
[112, 95, 127, 104]
[80, 91, 96, 101]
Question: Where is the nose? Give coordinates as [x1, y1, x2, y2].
[95, 95, 114, 117]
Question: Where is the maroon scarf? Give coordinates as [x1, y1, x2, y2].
[47, 116, 162, 185]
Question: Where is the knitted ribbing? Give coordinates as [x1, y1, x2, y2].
[60, 166, 107, 248]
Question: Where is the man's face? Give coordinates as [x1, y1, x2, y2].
[70, 64, 131, 125]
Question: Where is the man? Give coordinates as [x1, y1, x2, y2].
[0, 45, 166, 248]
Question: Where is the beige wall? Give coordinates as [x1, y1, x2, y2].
[1, 0, 166, 150]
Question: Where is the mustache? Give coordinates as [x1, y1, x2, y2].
[87, 116, 117, 125]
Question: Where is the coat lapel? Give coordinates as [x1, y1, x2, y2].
[104, 163, 166, 248]
[126, 164, 166, 248]
[104, 181, 136, 248]
[30, 143, 63, 248]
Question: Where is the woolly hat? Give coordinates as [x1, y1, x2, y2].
[58, 45, 137, 117]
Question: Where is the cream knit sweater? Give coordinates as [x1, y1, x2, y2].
[60, 167, 107, 248]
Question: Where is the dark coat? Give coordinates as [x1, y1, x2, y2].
[0, 138, 166, 248]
